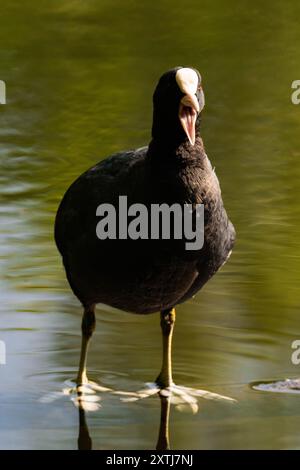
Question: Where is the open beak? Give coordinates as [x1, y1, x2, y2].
[179, 93, 200, 146]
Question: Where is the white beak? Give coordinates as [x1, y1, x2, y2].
[178, 93, 200, 146]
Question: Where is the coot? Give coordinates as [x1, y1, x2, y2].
[55, 67, 235, 394]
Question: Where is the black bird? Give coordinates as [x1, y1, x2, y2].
[55, 67, 235, 399]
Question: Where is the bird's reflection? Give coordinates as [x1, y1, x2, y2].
[77, 391, 171, 450]
[78, 405, 92, 450]
[156, 395, 170, 450]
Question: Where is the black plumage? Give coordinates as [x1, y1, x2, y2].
[55, 67, 235, 390]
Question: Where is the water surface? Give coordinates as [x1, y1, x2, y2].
[1, 0, 300, 450]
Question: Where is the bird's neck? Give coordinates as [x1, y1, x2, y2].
[146, 136, 206, 169]
[145, 137, 209, 206]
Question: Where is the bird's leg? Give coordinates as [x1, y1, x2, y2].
[76, 305, 96, 386]
[116, 306, 235, 411]
[156, 308, 176, 389]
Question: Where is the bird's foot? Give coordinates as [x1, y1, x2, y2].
[63, 379, 113, 411]
[119, 382, 236, 413]
[40, 377, 236, 414]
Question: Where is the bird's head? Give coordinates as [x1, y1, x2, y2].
[152, 66, 205, 147]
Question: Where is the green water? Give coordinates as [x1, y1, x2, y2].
[1, 0, 300, 450]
